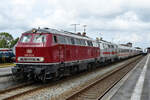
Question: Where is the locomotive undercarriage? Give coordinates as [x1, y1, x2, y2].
[12, 59, 98, 82]
[12, 64, 60, 82]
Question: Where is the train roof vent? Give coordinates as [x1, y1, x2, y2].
[82, 32, 86, 36]
[77, 32, 81, 35]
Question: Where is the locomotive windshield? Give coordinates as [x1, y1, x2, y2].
[33, 35, 46, 43]
[20, 35, 32, 43]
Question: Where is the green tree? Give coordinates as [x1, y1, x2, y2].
[10, 37, 19, 48]
[0, 32, 14, 48]
[0, 39, 8, 48]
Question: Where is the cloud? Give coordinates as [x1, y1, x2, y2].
[114, 33, 142, 43]
[0, 0, 149, 48]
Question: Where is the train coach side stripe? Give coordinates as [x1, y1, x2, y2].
[103, 52, 111, 54]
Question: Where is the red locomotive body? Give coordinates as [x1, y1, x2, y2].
[12, 28, 100, 81]
[16, 31, 99, 63]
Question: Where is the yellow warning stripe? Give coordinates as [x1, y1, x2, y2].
[0, 63, 15, 68]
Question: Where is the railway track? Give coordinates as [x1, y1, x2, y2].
[0, 78, 64, 100]
[0, 55, 143, 100]
[66, 55, 143, 100]
[0, 76, 13, 84]
[0, 82, 35, 100]
[0, 74, 12, 77]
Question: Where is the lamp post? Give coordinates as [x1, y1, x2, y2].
[71, 24, 80, 33]
[83, 25, 87, 32]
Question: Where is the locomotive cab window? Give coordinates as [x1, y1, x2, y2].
[53, 35, 57, 43]
[80, 40, 86, 46]
[71, 38, 75, 45]
[58, 35, 67, 44]
[75, 39, 81, 45]
[20, 35, 32, 43]
[66, 37, 72, 45]
[33, 35, 46, 43]
[87, 41, 93, 47]
[87, 41, 90, 46]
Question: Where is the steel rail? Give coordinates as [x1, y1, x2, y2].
[0, 55, 143, 100]
[66, 55, 143, 100]
[0, 81, 34, 100]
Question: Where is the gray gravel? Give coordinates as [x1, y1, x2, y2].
[18, 61, 129, 100]
[0, 76, 16, 90]
[0, 67, 12, 77]
[0, 67, 24, 91]
[0, 67, 16, 90]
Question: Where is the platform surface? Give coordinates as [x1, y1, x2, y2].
[0, 67, 12, 76]
[102, 54, 150, 100]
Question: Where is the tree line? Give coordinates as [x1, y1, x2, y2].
[0, 32, 19, 48]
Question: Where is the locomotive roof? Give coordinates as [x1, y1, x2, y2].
[24, 28, 94, 41]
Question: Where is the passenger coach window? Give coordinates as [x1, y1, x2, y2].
[20, 35, 32, 43]
[93, 42, 97, 47]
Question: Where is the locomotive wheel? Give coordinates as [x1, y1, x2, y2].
[52, 71, 62, 81]
[87, 64, 92, 71]
[12, 74, 20, 81]
[41, 74, 46, 83]
[69, 66, 74, 75]
[70, 66, 79, 75]
[74, 66, 79, 74]
[92, 63, 96, 69]
[12, 73, 26, 81]
[34, 75, 40, 81]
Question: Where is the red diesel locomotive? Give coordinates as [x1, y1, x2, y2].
[12, 28, 100, 81]
[12, 27, 142, 82]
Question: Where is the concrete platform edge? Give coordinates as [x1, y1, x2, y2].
[101, 55, 146, 100]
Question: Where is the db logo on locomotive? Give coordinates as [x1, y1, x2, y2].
[26, 49, 32, 54]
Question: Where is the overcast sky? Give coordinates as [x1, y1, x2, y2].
[0, 0, 150, 48]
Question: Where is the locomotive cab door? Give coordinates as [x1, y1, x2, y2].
[58, 35, 66, 63]
[59, 45, 66, 63]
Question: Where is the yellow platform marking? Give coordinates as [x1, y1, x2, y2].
[0, 63, 15, 68]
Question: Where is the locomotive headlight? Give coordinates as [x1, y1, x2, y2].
[38, 57, 44, 62]
[18, 57, 23, 61]
[32, 29, 37, 33]
[17, 57, 44, 62]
